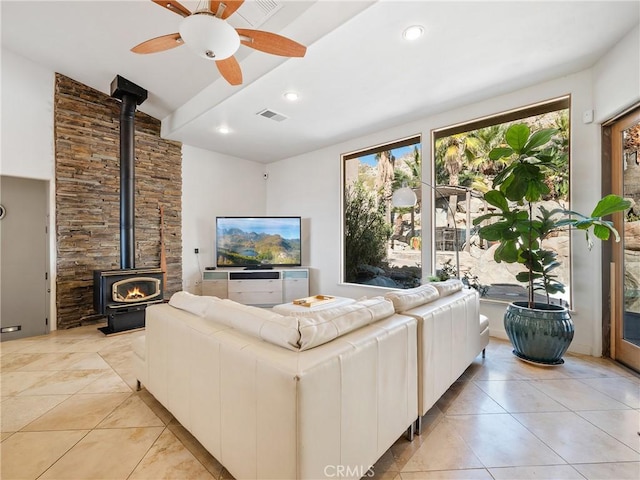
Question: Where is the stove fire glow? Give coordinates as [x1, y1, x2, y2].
[126, 286, 145, 300]
[112, 276, 161, 303]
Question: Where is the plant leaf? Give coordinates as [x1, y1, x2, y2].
[590, 194, 631, 218]
[516, 271, 540, 282]
[494, 239, 518, 263]
[524, 180, 549, 203]
[491, 163, 516, 187]
[505, 124, 530, 153]
[489, 147, 513, 161]
[522, 128, 558, 153]
[484, 190, 509, 211]
[472, 212, 504, 225]
[503, 174, 529, 202]
[479, 221, 512, 241]
[593, 223, 612, 241]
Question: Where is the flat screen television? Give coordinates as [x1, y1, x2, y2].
[216, 216, 302, 268]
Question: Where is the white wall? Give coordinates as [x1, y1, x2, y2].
[1, 49, 55, 179]
[1, 48, 57, 329]
[181, 145, 267, 293]
[592, 25, 640, 123]
[267, 47, 639, 356]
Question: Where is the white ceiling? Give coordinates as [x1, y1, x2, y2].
[2, 1, 639, 163]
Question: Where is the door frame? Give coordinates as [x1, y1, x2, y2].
[602, 105, 640, 371]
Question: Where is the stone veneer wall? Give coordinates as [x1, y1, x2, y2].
[55, 74, 182, 329]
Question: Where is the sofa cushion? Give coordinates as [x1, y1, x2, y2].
[169, 291, 219, 317]
[431, 279, 464, 297]
[205, 299, 300, 350]
[291, 297, 396, 351]
[385, 284, 439, 312]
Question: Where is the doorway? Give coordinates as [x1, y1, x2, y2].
[607, 107, 640, 372]
[0, 176, 50, 340]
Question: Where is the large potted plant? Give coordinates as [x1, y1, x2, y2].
[473, 123, 629, 365]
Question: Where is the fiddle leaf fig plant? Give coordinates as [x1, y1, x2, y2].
[473, 123, 630, 307]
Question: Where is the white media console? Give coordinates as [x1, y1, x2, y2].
[201, 269, 309, 307]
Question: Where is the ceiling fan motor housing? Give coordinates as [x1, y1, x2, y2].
[179, 13, 240, 60]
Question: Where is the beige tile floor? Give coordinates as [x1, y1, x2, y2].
[1, 325, 639, 480]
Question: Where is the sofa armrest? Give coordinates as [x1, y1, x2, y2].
[400, 288, 480, 416]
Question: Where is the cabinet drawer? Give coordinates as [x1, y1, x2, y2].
[228, 279, 282, 293]
[203, 271, 228, 280]
[283, 270, 308, 279]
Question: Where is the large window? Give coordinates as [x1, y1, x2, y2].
[342, 135, 422, 288]
[432, 97, 571, 305]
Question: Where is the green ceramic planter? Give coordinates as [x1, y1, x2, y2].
[504, 301, 574, 365]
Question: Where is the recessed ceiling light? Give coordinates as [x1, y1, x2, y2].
[217, 126, 231, 134]
[283, 91, 299, 101]
[403, 25, 424, 41]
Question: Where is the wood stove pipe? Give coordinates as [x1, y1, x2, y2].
[110, 76, 148, 269]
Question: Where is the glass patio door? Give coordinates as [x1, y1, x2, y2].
[611, 107, 640, 372]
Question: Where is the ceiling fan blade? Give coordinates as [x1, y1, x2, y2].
[131, 33, 184, 54]
[236, 29, 307, 57]
[216, 56, 243, 85]
[210, 1, 244, 19]
[151, 0, 191, 17]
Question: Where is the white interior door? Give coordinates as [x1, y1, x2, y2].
[0, 175, 50, 340]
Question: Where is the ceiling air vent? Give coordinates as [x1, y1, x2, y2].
[257, 109, 288, 122]
[237, 0, 283, 28]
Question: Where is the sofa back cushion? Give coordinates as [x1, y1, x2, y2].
[385, 284, 439, 312]
[431, 279, 464, 297]
[291, 297, 396, 350]
[168, 293, 398, 351]
[169, 291, 219, 317]
[204, 300, 301, 350]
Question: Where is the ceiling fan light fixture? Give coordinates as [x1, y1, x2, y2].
[179, 12, 240, 60]
[403, 25, 424, 41]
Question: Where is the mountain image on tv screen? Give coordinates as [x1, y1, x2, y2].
[216, 217, 301, 267]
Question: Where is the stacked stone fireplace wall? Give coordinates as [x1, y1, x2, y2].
[55, 74, 182, 329]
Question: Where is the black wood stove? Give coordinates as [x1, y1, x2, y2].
[93, 75, 163, 335]
[94, 268, 163, 334]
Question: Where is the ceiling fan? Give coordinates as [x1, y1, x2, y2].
[131, 0, 307, 86]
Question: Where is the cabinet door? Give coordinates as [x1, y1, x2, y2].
[228, 279, 282, 293]
[202, 280, 228, 298]
[229, 290, 283, 306]
[283, 279, 308, 302]
[202, 271, 228, 298]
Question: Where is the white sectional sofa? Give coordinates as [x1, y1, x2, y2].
[142, 294, 418, 480]
[135, 280, 488, 479]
